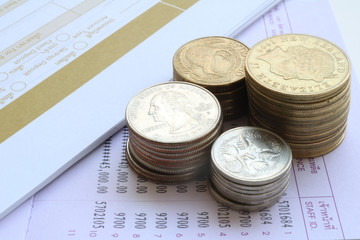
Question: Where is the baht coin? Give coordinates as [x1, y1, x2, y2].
[173, 36, 249, 92]
[173, 36, 249, 120]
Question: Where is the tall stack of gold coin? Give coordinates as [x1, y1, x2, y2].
[173, 36, 249, 120]
[125, 81, 223, 183]
[245, 34, 351, 158]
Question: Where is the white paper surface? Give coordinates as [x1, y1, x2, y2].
[1, 0, 359, 239]
[0, 0, 280, 220]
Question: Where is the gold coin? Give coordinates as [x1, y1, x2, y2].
[248, 101, 350, 134]
[219, 97, 247, 109]
[173, 36, 249, 92]
[223, 111, 246, 121]
[245, 34, 351, 102]
[289, 126, 347, 158]
[215, 86, 247, 101]
[248, 89, 350, 119]
[275, 120, 347, 144]
[246, 77, 351, 111]
[248, 114, 347, 144]
[248, 99, 349, 129]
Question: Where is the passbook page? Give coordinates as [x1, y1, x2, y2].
[1, 0, 359, 239]
[0, 0, 280, 220]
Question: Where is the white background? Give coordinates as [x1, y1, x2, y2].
[330, 0, 360, 78]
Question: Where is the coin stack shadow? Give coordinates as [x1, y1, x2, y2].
[209, 127, 292, 211]
[245, 34, 351, 158]
[125, 82, 223, 184]
[172, 36, 249, 120]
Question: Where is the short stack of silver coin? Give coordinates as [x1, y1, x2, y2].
[209, 126, 292, 211]
[125, 81, 223, 184]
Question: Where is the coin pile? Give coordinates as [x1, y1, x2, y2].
[209, 126, 292, 211]
[125, 81, 223, 183]
[173, 36, 249, 120]
[245, 34, 351, 158]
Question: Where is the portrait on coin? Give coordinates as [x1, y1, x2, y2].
[148, 90, 204, 134]
[181, 41, 239, 81]
[258, 45, 335, 82]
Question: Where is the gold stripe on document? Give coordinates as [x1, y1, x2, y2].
[0, 2, 191, 143]
[162, 0, 198, 10]
[0, 0, 27, 17]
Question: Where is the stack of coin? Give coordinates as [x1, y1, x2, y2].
[245, 34, 351, 158]
[173, 36, 249, 120]
[209, 126, 292, 211]
[125, 81, 223, 183]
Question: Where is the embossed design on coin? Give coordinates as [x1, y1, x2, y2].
[246, 34, 350, 96]
[209, 127, 292, 210]
[211, 127, 292, 185]
[181, 43, 236, 80]
[174, 36, 248, 85]
[220, 132, 281, 175]
[126, 82, 221, 143]
[173, 36, 249, 120]
[148, 90, 207, 134]
[245, 34, 351, 158]
[258, 45, 335, 82]
[125, 81, 223, 183]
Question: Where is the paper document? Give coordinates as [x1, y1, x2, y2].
[1, 0, 360, 240]
[0, 0, 281, 220]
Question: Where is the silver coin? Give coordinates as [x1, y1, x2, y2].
[129, 138, 209, 164]
[128, 140, 208, 174]
[211, 126, 292, 185]
[128, 115, 223, 153]
[129, 148, 207, 175]
[130, 135, 213, 159]
[211, 172, 290, 204]
[126, 81, 222, 145]
[208, 181, 285, 211]
[210, 167, 291, 194]
[126, 141, 204, 184]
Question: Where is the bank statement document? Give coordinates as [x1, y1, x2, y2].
[1, 0, 360, 240]
[0, 0, 281, 221]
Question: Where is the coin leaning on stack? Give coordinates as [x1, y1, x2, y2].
[245, 34, 351, 158]
[173, 36, 249, 120]
[209, 127, 292, 211]
[125, 81, 223, 183]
